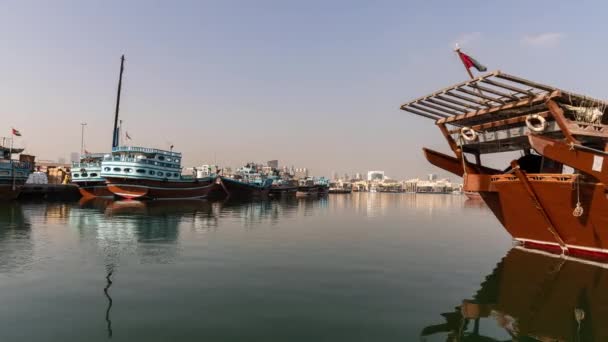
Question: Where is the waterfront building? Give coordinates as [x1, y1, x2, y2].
[367, 171, 385, 181]
[294, 168, 308, 180]
[70, 152, 79, 163]
[267, 160, 278, 169]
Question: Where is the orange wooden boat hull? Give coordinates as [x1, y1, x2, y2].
[424, 145, 608, 260]
[74, 181, 113, 199]
[105, 177, 220, 200]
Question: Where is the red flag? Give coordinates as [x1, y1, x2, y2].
[458, 51, 487, 72]
[11, 128, 22, 136]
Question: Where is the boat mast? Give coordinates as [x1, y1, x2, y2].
[112, 55, 125, 148]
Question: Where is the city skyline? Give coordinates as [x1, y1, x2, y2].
[3, 1, 607, 179]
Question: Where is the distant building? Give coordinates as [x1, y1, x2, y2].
[367, 171, 385, 181]
[267, 160, 279, 169]
[58, 157, 66, 165]
[428, 173, 438, 181]
[294, 168, 309, 180]
[70, 152, 79, 163]
[355, 173, 362, 180]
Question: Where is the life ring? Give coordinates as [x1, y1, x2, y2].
[525, 114, 547, 133]
[460, 127, 478, 142]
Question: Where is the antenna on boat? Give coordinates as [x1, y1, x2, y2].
[112, 55, 125, 148]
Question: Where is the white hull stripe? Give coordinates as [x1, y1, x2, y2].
[514, 246, 608, 269]
[516, 237, 608, 254]
[109, 184, 213, 191]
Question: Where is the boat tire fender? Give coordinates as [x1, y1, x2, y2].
[460, 127, 478, 142]
[526, 114, 547, 133]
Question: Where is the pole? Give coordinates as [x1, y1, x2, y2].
[454, 47, 484, 96]
[81, 122, 87, 155]
[10, 136, 15, 191]
[112, 55, 125, 148]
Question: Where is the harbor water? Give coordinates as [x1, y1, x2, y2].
[1, 193, 591, 341]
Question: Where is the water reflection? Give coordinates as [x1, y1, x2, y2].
[0, 203, 34, 273]
[422, 247, 608, 341]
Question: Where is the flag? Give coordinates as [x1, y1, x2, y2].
[458, 51, 487, 72]
[11, 128, 21, 136]
[84, 149, 91, 154]
[126, 131, 131, 140]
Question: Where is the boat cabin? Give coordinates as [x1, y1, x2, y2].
[101, 146, 183, 181]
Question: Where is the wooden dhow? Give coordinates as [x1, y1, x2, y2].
[401, 70, 608, 260]
[102, 146, 220, 200]
[0, 138, 32, 200]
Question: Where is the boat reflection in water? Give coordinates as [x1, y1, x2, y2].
[422, 247, 608, 341]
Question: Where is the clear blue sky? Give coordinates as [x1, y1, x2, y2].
[3, 0, 607, 179]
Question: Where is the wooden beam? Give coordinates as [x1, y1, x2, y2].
[456, 87, 506, 105]
[437, 90, 561, 124]
[414, 101, 461, 117]
[495, 72, 556, 92]
[401, 108, 443, 121]
[447, 111, 551, 134]
[471, 84, 519, 101]
[399, 70, 499, 109]
[546, 99, 580, 145]
[435, 94, 482, 111]
[480, 79, 535, 96]
[424, 98, 468, 113]
[438, 123, 460, 155]
[410, 104, 451, 118]
[445, 91, 493, 108]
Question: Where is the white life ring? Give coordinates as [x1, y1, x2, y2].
[525, 114, 547, 133]
[460, 127, 478, 142]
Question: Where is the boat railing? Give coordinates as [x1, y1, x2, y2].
[112, 146, 182, 157]
[72, 162, 102, 168]
[103, 156, 181, 168]
[0, 160, 31, 169]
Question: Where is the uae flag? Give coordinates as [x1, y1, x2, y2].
[11, 128, 22, 136]
[458, 51, 487, 72]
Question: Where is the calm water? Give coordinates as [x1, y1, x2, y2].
[0, 193, 601, 341]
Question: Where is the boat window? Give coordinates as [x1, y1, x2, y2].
[158, 156, 165, 161]
[90, 173, 98, 177]
[73, 174, 80, 178]
[136, 169, 145, 174]
[104, 167, 111, 172]
[149, 171, 155, 175]
[113, 167, 121, 172]
[174, 173, 179, 177]
[81, 173, 88, 177]
[158, 172, 164, 176]
[124, 168, 132, 173]
[166, 158, 171, 162]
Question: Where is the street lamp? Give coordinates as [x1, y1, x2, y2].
[81, 123, 87, 155]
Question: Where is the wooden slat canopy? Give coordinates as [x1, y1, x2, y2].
[400, 70, 608, 127]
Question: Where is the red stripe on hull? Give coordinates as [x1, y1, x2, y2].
[74, 181, 113, 199]
[105, 177, 219, 200]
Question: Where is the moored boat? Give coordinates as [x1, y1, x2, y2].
[296, 178, 319, 197]
[0, 138, 33, 200]
[401, 70, 608, 260]
[102, 146, 219, 200]
[269, 178, 298, 197]
[71, 153, 113, 198]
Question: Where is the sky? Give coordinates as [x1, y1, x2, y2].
[2, 0, 608, 180]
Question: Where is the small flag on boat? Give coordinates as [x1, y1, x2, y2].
[11, 128, 21, 136]
[457, 50, 487, 72]
[84, 149, 90, 154]
[126, 131, 131, 140]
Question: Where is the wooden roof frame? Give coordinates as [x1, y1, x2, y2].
[400, 70, 608, 126]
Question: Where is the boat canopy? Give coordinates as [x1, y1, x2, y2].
[400, 71, 608, 154]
